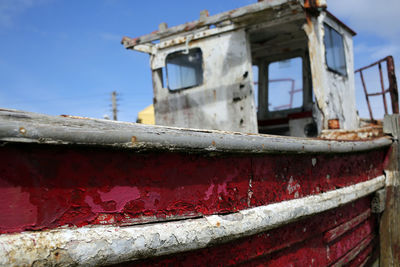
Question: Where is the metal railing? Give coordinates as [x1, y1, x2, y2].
[355, 56, 399, 121]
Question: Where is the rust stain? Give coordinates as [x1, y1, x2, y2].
[60, 114, 91, 120]
[19, 127, 26, 135]
[320, 126, 384, 141]
[131, 136, 137, 143]
[328, 119, 340, 130]
[303, 0, 327, 10]
[216, 221, 220, 227]
[184, 22, 197, 31]
[211, 140, 216, 146]
[121, 36, 140, 47]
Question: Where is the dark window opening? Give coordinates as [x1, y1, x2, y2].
[166, 48, 203, 91]
[324, 24, 347, 76]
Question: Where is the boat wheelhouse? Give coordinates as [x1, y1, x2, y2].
[0, 1, 399, 266]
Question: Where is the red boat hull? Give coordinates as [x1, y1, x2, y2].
[0, 143, 388, 234]
[122, 196, 377, 266]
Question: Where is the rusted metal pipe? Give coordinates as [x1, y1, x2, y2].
[378, 62, 388, 114]
[358, 70, 374, 121]
[387, 56, 399, 114]
[355, 56, 399, 120]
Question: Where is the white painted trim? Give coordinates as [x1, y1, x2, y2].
[0, 176, 385, 267]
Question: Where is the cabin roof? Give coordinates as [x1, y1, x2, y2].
[325, 10, 356, 36]
[121, 0, 328, 50]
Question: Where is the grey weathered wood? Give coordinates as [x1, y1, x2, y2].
[380, 114, 400, 266]
[121, 0, 301, 48]
[371, 189, 386, 213]
[0, 109, 392, 154]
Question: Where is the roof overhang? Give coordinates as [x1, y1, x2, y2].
[121, 0, 325, 51]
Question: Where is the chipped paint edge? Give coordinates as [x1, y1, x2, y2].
[0, 175, 385, 267]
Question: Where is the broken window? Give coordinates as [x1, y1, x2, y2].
[268, 57, 303, 111]
[166, 48, 203, 90]
[324, 24, 347, 76]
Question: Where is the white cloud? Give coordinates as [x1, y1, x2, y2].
[354, 43, 400, 61]
[0, 0, 35, 28]
[328, 0, 400, 40]
[329, 1, 400, 83]
[0, 0, 49, 29]
[328, 1, 400, 118]
[99, 32, 121, 42]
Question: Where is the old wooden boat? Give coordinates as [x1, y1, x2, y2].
[1, 0, 400, 266]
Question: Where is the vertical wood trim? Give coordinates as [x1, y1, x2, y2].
[380, 114, 400, 266]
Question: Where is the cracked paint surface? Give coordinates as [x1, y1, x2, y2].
[0, 143, 389, 234]
[105, 197, 380, 266]
[0, 179, 383, 266]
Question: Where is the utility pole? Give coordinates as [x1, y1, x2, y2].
[111, 91, 118, 121]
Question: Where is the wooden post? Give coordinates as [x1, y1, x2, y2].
[381, 114, 400, 266]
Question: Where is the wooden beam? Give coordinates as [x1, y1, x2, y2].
[121, 0, 303, 48]
[0, 109, 392, 154]
[380, 114, 400, 266]
[0, 176, 385, 266]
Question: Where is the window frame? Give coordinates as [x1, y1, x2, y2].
[323, 23, 347, 77]
[266, 56, 305, 113]
[165, 48, 204, 92]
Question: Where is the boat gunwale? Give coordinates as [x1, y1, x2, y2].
[0, 109, 393, 154]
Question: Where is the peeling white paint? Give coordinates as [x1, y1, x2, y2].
[152, 29, 258, 133]
[305, 12, 358, 131]
[287, 176, 301, 195]
[312, 158, 317, 167]
[0, 176, 385, 267]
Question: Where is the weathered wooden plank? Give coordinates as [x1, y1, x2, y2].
[331, 234, 374, 267]
[238, 212, 376, 266]
[323, 209, 371, 243]
[137, 197, 372, 266]
[0, 109, 392, 154]
[0, 176, 385, 267]
[121, 0, 301, 48]
[371, 188, 386, 213]
[380, 114, 400, 266]
[347, 242, 373, 267]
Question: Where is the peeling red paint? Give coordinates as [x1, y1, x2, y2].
[0, 144, 388, 234]
[348, 242, 374, 267]
[324, 209, 371, 243]
[117, 197, 378, 266]
[0, 185, 37, 233]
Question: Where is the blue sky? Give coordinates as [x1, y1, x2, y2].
[0, 0, 399, 121]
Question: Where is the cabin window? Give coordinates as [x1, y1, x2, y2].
[253, 65, 259, 110]
[268, 57, 303, 111]
[165, 48, 203, 90]
[324, 24, 347, 76]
